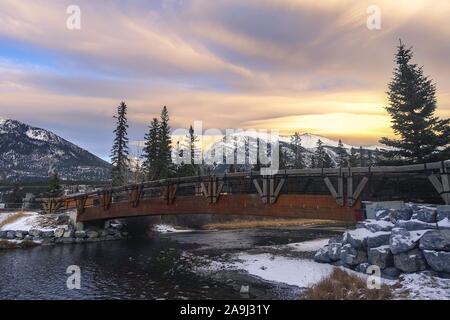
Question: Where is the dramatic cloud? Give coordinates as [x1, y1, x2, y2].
[0, 0, 449, 158]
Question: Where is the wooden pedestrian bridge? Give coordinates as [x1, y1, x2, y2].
[43, 160, 450, 223]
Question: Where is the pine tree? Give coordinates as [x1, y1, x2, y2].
[290, 132, 305, 169]
[336, 139, 348, 167]
[110, 101, 129, 186]
[348, 147, 358, 167]
[380, 40, 450, 164]
[314, 139, 334, 168]
[48, 172, 63, 198]
[359, 146, 365, 167]
[157, 106, 173, 179]
[142, 117, 160, 180]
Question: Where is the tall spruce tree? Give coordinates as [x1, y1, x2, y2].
[314, 139, 333, 168]
[142, 117, 160, 180]
[48, 172, 63, 198]
[290, 132, 305, 169]
[349, 147, 358, 167]
[157, 106, 173, 179]
[110, 101, 129, 186]
[359, 146, 365, 167]
[336, 139, 348, 167]
[380, 41, 450, 163]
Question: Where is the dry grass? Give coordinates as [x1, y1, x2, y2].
[203, 218, 344, 230]
[0, 211, 30, 229]
[302, 268, 393, 300]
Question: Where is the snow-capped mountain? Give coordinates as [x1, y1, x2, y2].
[0, 118, 111, 182]
[201, 132, 383, 170]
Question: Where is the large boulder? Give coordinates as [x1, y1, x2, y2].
[419, 230, 450, 251]
[63, 229, 74, 238]
[395, 220, 437, 231]
[411, 207, 437, 223]
[15, 231, 27, 239]
[6, 231, 15, 239]
[0, 231, 6, 239]
[375, 209, 391, 221]
[358, 220, 394, 232]
[74, 230, 87, 238]
[54, 228, 65, 238]
[41, 230, 54, 238]
[382, 267, 401, 278]
[389, 228, 429, 254]
[314, 246, 332, 263]
[328, 242, 342, 261]
[423, 250, 450, 273]
[368, 246, 394, 269]
[355, 262, 371, 273]
[366, 232, 391, 248]
[86, 230, 99, 239]
[389, 207, 413, 222]
[437, 205, 450, 221]
[343, 228, 373, 249]
[29, 229, 42, 237]
[394, 249, 427, 273]
[437, 218, 450, 229]
[340, 244, 367, 266]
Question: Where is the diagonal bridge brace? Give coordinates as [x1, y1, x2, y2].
[201, 177, 224, 204]
[253, 177, 285, 204]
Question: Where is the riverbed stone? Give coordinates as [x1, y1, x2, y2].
[395, 220, 437, 231]
[340, 244, 367, 266]
[367, 232, 391, 248]
[15, 231, 27, 239]
[86, 230, 99, 238]
[355, 262, 371, 273]
[419, 230, 450, 251]
[29, 229, 42, 237]
[422, 250, 450, 273]
[375, 209, 392, 221]
[389, 228, 429, 254]
[393, 249, 427, 273]
[63, 229, 74, 238]
[74, 230, 87, 238]
[0, 231, 6, 238]
[314, 246, 332, 263]
[412, 208, 437, 223]
[360, 220, 394, 232]
[42, 230, 54, 238]
[6, 231, 15, 239]
[54, 228, 65, 238]
[328, 242, 342, 261]
[24, 235, 33, 241]
[368, 246, 393, 269]
[389, 207, 413, 222]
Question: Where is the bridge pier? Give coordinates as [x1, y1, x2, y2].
[253, 177, 285, 204]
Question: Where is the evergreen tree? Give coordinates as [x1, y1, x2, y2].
[380, 41, 450, 163]
[110, 101, 129, 186]
[359, 146, 365, 167]
[348, 147, 358, 167]
[336, 139, 348, 167]
[290, 132, 305, 169]
[157, 106, 173, 179]
[48, 172, 63, 198]
[314, 139, 334, 168]
[142, 117, 160, 180]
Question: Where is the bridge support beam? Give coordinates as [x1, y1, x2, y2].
[100, 190, 113, 210]
[428, 174, 450, 205]
[128, 185, 144, 208]
[201, 177, 224, 204]
[42, 198, 63, 214]
[76, 196, 88, 214]
[347, 175, 369, 207]
[253, 177, 285, 204]
[324, 176, 344, 206]
[162, 184, 178, 204]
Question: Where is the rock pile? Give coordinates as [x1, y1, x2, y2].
[314, 204, 450, 277]
[0, 217, 128, 246]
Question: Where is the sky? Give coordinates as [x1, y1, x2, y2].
[1, 0, 450, 160]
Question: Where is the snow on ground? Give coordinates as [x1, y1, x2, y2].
[394, 273, 450, 300]
[286, 238, 330, 252]
[0, 212, 55, 232]
[231, 253, 334, 288]
[152, 224, 193, 233]
[0, 212, 15, 225]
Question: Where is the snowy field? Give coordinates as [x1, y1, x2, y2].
[0, 212, 56, 232]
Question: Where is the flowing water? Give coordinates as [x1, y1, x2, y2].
[0, 225, 345, 300]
